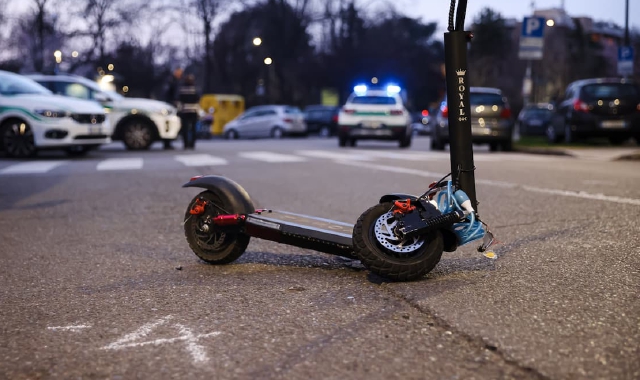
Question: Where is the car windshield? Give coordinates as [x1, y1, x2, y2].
[470, 93, 504, 106]
[0, 73, 51, 95]
[284, 107, 302, 114]
[525, 108, 552, 119]
[351, 96, 397, 105]
[581, 83, 639, 100]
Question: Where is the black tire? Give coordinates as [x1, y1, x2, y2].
[225, 129, 239, 140]
[122, 120, 155, 150]
[349, 138, 357, 147]
[184, 191, 250, 264]
[271, 127, 284, 139]
[338, 136, 347, 147]
[546, 124, 561, 144]
[319, 125, 331, 138]
[1, 119, 37, 158]
[501, 139, 513, 152]
[399, 134, 412, 148]
[430, 135, 445, 151]
[352, 202, 444, 281]
[489, 142, 499, 152]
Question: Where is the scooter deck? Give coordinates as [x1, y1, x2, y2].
[244, 210, 356, 259]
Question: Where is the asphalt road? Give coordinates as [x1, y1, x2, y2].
[1, 136, 638, 380]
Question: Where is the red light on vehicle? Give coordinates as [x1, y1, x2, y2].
[421, 109, 429, 117]
[573, 99, 589, 113]
[441, 105, 448, 117]
[283, 118, 293, 123]
[390, 110, 404, 115]
[332, 114, 338, 122]
[343, 108, 355, 114]
[500, 107, 511, 119]
[190, 175, 203, 181]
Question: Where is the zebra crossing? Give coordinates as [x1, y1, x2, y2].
[0, 149, 556, 176]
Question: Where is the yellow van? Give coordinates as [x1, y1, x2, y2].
[199, 94, 245, 136]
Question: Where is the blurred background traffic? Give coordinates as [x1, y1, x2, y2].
[0, 0, 638, 157]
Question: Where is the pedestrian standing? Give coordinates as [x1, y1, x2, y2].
[163, 68, 183, 150]
[177, 74, 200, 150]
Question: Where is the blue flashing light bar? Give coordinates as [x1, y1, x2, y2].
[354, 84, 368, 94]
[386, 85, 401, 94]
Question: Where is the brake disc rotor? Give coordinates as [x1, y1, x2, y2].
[374, 211, 425, 253]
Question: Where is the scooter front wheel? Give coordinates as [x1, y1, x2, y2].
[184, 190, 250, 264]
[353, 202, 444, 281]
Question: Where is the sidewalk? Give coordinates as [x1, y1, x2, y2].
[514, 146, 640, 161]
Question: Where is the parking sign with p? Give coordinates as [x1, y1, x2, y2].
[519, 16, 546, 60]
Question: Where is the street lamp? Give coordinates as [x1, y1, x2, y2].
[546, 19, 555, 27]
[53, 50, 62, 63]
[253, 37, 262, 46]
[264, 57, 273, 65]
[71, 51, 79, 58]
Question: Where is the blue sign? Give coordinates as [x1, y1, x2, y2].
[618, 46, 634, 76]
[519, 17, 546, 60]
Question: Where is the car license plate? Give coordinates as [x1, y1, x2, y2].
[362, 121, 382, 128]
[601, 120, 626, 128]
[88, 126, 102, 134]
[354, 129, 391, 136]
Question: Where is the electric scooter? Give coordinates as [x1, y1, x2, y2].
[181, 0, 496, 281]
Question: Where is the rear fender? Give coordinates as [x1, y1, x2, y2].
[183, 175, 255, 214]
[379, 193, 418, 204]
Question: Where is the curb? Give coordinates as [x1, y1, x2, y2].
[512, 146, 575, 157]
[616, 153, 640, 161]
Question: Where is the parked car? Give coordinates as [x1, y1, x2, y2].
[223, 105, 307, 139]
[432, 87, 514, 152]
[516, 103, 554, 137]
[303, 105, 339, 137]
[547, 78, 640, 145]
[411, 109, 432, 136]
[0, 70, 111, 158]
[337, 84, 412, 148]
[27, 74, 181, 150]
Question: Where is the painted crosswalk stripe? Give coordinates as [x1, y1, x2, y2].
[355, 151, 448, 161]
[295, 150, 374, 161]
[96, 158, 143, 171]
[0, 161, 66, 175]
[174, 154, 228, 166]
[239, 152, 306, 163]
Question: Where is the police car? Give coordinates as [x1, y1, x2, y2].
[0, 70, 111, 158]
[337, 84, 412, 148]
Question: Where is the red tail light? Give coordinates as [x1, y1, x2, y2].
[283, 118, 293, 123]
[343, 108, 355, 114]
[190, 175, 203, 181]
[332, 114, 338, 122]
[390, 110, 404, 116]
[441, 105, 448, 117]
[573, 99, 589, 113]
[500, 107, 511, 119]
[421, 109, 429, 117]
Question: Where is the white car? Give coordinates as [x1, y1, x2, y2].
[28, 74, 181, 150]
[337, 84, 412, 148]
[0, 70, 111, 158]
[223, 105, 307, 139]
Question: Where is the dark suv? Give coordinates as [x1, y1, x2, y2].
[431, 87, 514, 151]
[303, 105, 339, 137]
[547, 78, 640, 145]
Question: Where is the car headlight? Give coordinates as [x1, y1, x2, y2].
[35, 109, 69, 118]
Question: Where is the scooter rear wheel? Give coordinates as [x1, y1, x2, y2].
[353, 202, 444, 281]
[184, 190, 250, 264]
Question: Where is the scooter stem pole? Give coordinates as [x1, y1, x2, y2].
[444, 30, 478, 213]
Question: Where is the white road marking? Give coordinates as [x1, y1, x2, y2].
[335, 160, 640, 207]
[239, 151, 307, 163]
[0, 161, 66, 174]
[101, 316, 221, 364]
[174, 154, 228, 166]
[96, 158, 143, 171]
[47, 325, 91, 331]
[296, 150, 374, 161]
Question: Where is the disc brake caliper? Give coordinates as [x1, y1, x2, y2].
[393, 199, 416, 215]
[190, 198, 208, 215]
